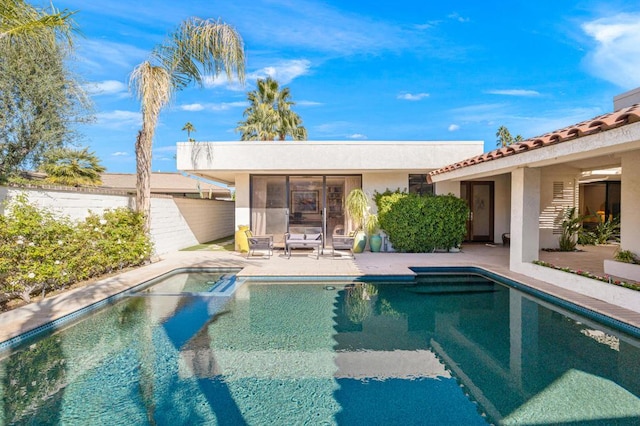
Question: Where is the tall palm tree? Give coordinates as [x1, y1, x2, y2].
[130, 17, 245, 231]
[496, 125, 523, 148]
[0, 0, 76, 49]
[40, 147, 105, 186]
[237, 77, 307, 141]
[182, 122, 196, 141]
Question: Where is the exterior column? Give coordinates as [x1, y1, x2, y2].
[510, 167, 540, 271]
[621, 151, 640, 255]
[234, 173, 251, 230]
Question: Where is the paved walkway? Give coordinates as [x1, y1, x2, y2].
[1, 244, 639, 344]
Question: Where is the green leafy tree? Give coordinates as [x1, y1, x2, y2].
[182, 121, 196, 142]
[130, 17, 245, 231]
[496, 125, 523, 148]
[0, 0, 91, 182]
[236, 77, 307, 141]
[40, 147, 105, 186]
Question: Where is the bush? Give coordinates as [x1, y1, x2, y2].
[375, 191, 468, 252]
[0, 194, 153, 303]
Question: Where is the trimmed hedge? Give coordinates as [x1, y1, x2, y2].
[375, 190, 469, 252]
[0, 194, 153, 303]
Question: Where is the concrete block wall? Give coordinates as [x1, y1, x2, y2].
[1, 186, 234, 255]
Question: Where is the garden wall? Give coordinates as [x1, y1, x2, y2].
[0, 186, 235, 255]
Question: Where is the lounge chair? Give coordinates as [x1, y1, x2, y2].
[245, 230, 273, 259]
[331, 234, 355, 258]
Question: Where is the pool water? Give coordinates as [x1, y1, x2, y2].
[1, 273, 640, 425]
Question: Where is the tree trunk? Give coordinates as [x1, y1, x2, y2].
[135, 129, 152, 233]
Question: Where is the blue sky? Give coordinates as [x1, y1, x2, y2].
[52, 0, 640, 173]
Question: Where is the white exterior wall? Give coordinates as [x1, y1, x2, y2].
[234, 173, 250, 230]
[362, 172, 408, 213]
[0, 187, 234, 255]
[0, 187, 131, 220]
[621, 150, 640, 254]
[434, 181, 460, 197]
[538, 165, 580, 249]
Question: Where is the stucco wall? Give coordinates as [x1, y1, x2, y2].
[362, 172, 408, 213]
[0, 187, 234, 255]
[621, 150, 640, 254]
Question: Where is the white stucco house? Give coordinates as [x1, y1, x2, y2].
[428, 92, 640, 283]
[177, 141, 484, 246]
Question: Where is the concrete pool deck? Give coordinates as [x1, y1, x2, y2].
[1, 244, 639, 344]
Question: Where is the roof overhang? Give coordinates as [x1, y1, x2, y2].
[429, 121, 640, 183]
[177, 141, 484, 185]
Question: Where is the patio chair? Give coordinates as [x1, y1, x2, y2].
[331, 234, 355, 258]
[245, 230, 273, 259]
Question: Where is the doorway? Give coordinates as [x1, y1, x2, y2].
[250, 175, 361, 247]
[461, 181, 494, 242]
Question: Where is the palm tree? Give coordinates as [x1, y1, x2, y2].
[40, 147, 105, 186]
[130, 17, 245, 231]
[0, 0, 76, 49]
[237, 77, 307, 141]
[496, 125, 523, 148]
[182, 122, 196, 141]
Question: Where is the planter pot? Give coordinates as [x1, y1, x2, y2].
[235, 225, 250, 252]
[352, 231, 367, 253]
[369, 234, 382, 252]
[604, 259, 640, 282]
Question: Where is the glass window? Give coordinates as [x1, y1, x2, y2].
[408, 174, 434, 196]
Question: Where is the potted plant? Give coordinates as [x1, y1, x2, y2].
[366, 213, 382, 252]
[345, 188, 369, 253]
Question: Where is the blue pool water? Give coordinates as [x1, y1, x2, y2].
[1, 271, 640, 425]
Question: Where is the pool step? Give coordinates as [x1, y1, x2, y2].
[208, 274, 244, 296]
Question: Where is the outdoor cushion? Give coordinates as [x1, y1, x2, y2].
[306, 233, 321, 240]
[289, 233, 305, 240]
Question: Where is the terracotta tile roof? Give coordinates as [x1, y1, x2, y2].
[428, 104, 640, 179]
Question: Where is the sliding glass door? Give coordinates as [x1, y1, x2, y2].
[251, 176, 287, 245]
[251, 175, 361, 247]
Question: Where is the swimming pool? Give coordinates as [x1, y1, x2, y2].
[1, 269, 640, 424]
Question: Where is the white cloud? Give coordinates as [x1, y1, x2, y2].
[348, 133, 368, 140]
[296, 100, 323, 106]
[181, 103, 205, 112]
[247, 59, 312, 85]
[85, 80, 128, 97]
[203, 59, 312, 90]
[448, 12, 470, 23]
[485, 89, 541, 97]
[111, 151, 129, 157]
[76, 39, 148, 73]
[582, 13, 640, 87]
[230, 1, 414, 56]
[95, 110, 141, 128]
[448, 124, 460, 132]
[397, 92, 430, 101]
[178, 102, 246, 112]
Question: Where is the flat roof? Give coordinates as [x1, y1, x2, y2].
[177, 140, 484, 185]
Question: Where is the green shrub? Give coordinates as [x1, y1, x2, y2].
[614, 249, 638, 264]
[0, 194, 153, 303]
[559, 207, 583, 251]
[376, 191, 468, 252]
